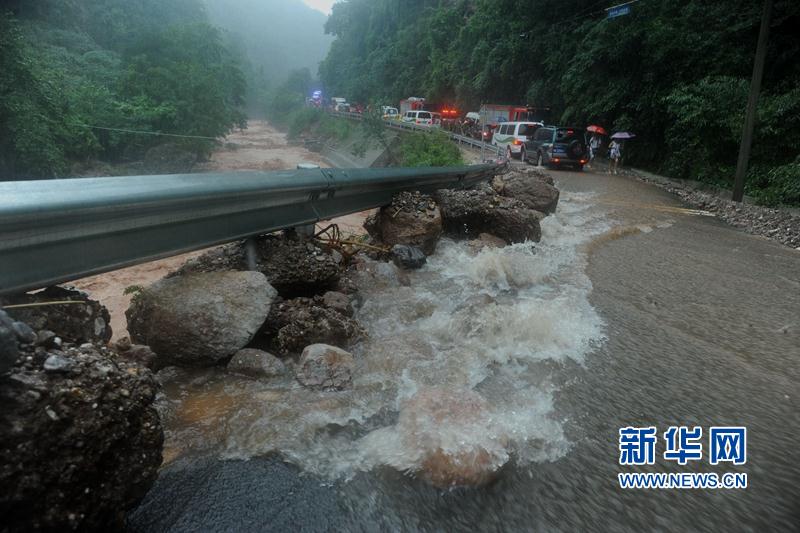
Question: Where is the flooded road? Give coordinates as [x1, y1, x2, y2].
[130, 169, 799, 532]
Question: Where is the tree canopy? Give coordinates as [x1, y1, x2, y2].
[319, 0, 800, 204]
[0, 0, 246, 178]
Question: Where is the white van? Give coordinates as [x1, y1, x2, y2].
[402, 110, 440, 127]
[382, 106, 400, 120]
[492, 121, 542, 160]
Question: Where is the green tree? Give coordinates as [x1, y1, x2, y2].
[319, 0, 800, 204]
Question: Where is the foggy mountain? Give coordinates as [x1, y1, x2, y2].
[204, 0, 332, 87]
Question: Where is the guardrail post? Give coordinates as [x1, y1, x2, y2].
[244, 237, 258, 271]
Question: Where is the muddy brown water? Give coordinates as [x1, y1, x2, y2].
[129, 168, 799, 532]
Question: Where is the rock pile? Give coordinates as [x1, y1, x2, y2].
[364, 191, 443, 255]
[653, 183, 800, 249]
[492, 167, 560, 214]
[0, 310, 162, 531]
[435, 182, 544, 243]
[173, 234, 343, 297]
[363, 169, 561, 254]
[258, 292, 363, 356]
[2, 286, 112, 345]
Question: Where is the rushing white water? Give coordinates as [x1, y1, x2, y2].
[158, 189, 612, 481]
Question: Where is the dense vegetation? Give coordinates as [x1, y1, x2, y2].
[319, 0, 800, 205]
[0, 0, 248, 178]
[0, 0, 332, 179]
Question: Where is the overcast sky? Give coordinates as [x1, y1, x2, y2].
[301, 0, 336, 15]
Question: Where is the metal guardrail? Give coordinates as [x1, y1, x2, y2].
[0, 163, 503, 296]
[328, 111, 504, 158]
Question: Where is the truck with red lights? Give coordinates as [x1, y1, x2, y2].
[478, 104, 550, 127]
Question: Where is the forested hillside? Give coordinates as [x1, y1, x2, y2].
[320, 0, 800, 204]
[0, 0, 332, 180]
[0, 0, 248, 178]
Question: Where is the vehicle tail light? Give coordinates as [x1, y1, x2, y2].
[512, 139, 522, 145]
[580, 159, 587, 164]
[553, 158, 561, 163]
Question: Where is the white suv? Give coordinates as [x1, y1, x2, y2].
[492, 121, 542, 160]
[402, 110, 440, 127]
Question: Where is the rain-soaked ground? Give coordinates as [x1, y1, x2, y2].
[128, 168, 799, 532]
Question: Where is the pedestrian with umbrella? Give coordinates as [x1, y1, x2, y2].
[586, 125, 607, 169]
[609, 131, 635, 174]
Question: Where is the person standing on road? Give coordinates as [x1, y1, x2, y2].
[609, 139, 622, 175]
[588, 134, 602, 168]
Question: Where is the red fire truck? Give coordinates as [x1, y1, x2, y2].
[399, 97, 426, 115]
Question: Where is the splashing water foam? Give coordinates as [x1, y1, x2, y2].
[158, 189, 612, 483]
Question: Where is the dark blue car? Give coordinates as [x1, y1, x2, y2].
[523, 126, 588, 170]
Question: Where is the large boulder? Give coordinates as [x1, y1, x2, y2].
[295, 344, 354, 391]
[493, 170, 560, 214]
[259, 295, 363, 356]
[0, 333, 162, 531]
[173, 235, 342, 298]
[3, 286, 112, 345]
[365, 191, 442, 255]
[396, 388, 509, 488]
[126, 271, 276, 366]
[435, 183, 543, 244]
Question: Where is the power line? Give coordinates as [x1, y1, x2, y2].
[71, 123, 219, 140]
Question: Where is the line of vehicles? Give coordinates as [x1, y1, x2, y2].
[324, 94, 590, 170]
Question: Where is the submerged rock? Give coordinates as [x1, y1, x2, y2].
[126, 271, 276, 366]
[391, 244, 427, 269]
[227, 348, 286, 378]
[366, 191, 443, 255]
[259, 295, 363, 356]
[296, 343, 354, 391]
[0, 329, 162, 531]
[394, 388, 509, 488]
[467, 233, 508, 251]
[435, 183, 543, 244]
[3, 286, 112, 345]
